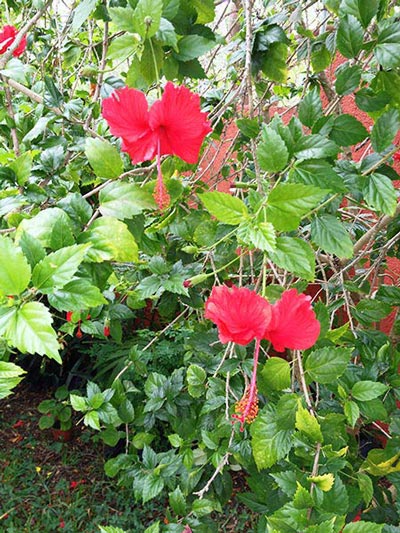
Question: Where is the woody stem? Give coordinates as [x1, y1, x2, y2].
[242, 338, 261, 420]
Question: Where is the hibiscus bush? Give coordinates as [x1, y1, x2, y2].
[1, 0, 400, 532]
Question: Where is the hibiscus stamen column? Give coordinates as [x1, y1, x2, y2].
[154, 138, 170, 210]
[232, 339, 261, 431]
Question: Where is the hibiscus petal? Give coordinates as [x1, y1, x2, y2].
[205, 285, 272, 346]
[149, 82, 212, 164]
[102, 87, 157, 164]
[263, 289, 320, 352]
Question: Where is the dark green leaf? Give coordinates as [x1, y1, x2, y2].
[85, 138, 124, 179]
[329, 114, 368, 146]
[133, 0, 163, 39]
[362, 173, 397, 216]
[175, 35, 215, 61]
[269, 237, 315, 281]
[294, 135, 339, 160]
[311, 215, 353, 258]
[352, 381, 388, 401]
[257, 125, 289, 172]
[339, 0, 379, 28]
[298, 88, 323, 128]
[371, 109, 400, 153]
[355, 88, 390, 112]
[375, 22, 400, 68]
[336, 15, 364, 58]
[305, 347, 353, 383]
[260, 357, 291, 390]
[335, 63, 362, 95]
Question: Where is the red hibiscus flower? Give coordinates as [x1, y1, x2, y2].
[263, 289, 321, 352]
[204, 285, 272, 346]
[102, 82, 212, 210]
[0, 25, 27, 57]
[394, 152, 400, 162]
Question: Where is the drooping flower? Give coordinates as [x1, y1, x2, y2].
[102, 82, 212, 209]
[263, 289, 321, 352]
[0, 25, 27, 57]
[204, 285, 272, 346]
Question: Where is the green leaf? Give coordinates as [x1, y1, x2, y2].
[187, 364, 206, 398]
[261, 42, 288, 83]
[199, 191, 248, 225]
[337, 15, 364, 58]
[290, 159, 346, 193]
[294, 135, 339, 160]
[107, 34, 140, 62]
[169, 486, 186, 516]
[339, 0, 379, 28]
[70, 394, 88, 412]
[311, 44, 332, 73]
[269, 237, 315, 281]
[371, 109, 400, 153]
[99, 182, 156, 219]
[19, 232, 46, 269]
[357, 472, 374, 505]
[311, 215, 353, 258]
[257, 125, 289, 173]
[335, 63, 362, 95]
[305, 519, 336, 533]
[251, 397, 297, 469]
[322, 476, 349, 514]
[298, 88, 323, 128]
[144, 523, 160, 533]
[142, 474, 164, 503]
[0, 361, 26, 400]
[0, 236, 31, 296]
[175, 35, 215, 61]
[237, 221, 276, 253]
[237, 118, 260, 139]
[352, 298, 392, 325]
[260, 357, 291, 390]
[32, 244, 90, 293]
[155, 18, 178, 49]
[193, 0, 215, 24]
[4, 302, 60, 362]
[352, 381, 388, 401]
[9, 152, 32, 186]
[78, 217, 138, 262]
[343, 523, 383, 533]
[305, 347, 353, 383]
[344, 400, 360, 428]
[329, 114, 368, 146]
[192, 498, 219, 517]
[17, 208, 74, 249]
[99, 525, 128, 533]
[72, 0, 97, 32]
[363, 173, 397, 216]
[85, 138, 124, 179]
[296, 402, 323, 443]
[293, 483, 314, 509]
[84, 410, 100, 430]
[109, 6, 135, 31]
[375, 22, 400, 69]
[267, 183, 327, 231]
[355, 88, 390, 113]
[47, 279, 107, 312]
[133, 0, 163, 39]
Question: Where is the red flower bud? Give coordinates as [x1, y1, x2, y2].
[103, 326, 110, 337]
[183, 279, 192, 288]
[76, 327, 82, 339]
[66, 312, 73, 322]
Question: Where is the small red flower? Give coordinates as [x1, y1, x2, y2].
[103, 325, 110, 337]
[205, 285, 272, 346]
[263, 289, 320, 352]
[0, 25, 27, 57]
[102, 82, 212, 210]
[76, 326, 82, 339]
[12, 419, 24, 428]
[394, 152, 400, 162]
[59, 518, 65, 529]
[66, 311, 73, 322]
[69, 481, 79, 490]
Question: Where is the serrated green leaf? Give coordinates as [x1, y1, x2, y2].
[307, 473, 334, 491]
[133, 0, 163, 39]
[72, 0, 97, 32]
[305, 346, 352, 383]
[343, 523, 383, 533]
[78, 217, 138, 262]
[339, 0, 379, 28]
[363, 173, 397, 216]
[335, 63, 362, 95]
[298, 88, 323, 128]
[261, 42, 288, 82]
[199, 191, 248, 225]
[0, 236, 31, 296]
[357, 473, 374, 505]
[329, 114, 368, 146]
[32, 244, 90, 293]
[47, 280, 107, 312]
[311, 215, 353, 258]
[108, 34, 140, 62]
[269, 237, 315, 281]
[322, 476, 349, 514]
[371, 109, 400, 153]
[5, 302, 60, 362]
[289, 160, 346, 193]
[293, 483, 314, 509]
[257, 125, 289, 173]
[352, 381, 388, 401]
[260, 357, 291, 390]
[351, 298, 392, 325]
[155, 18, 178, 49]
[70, 394, 88, 412]
[267, 183, 327, 231]
[337, 15, 364, 58]
[17, 208, 74, 249]
[144, 523, 160, 533]
[344, 400, 360, 428]
[375, 22, 400, 69]
[19, 232, 46, 269]
[193, 0, 215, 24]
[296, 402, 323, 442]
[109, 6, 135, 31]
[238, 221, 276, 252]
[187, 364, 206, 398]
[99, 182, 156, 219]
[294, 134, 339, 160]
[9, 152, 32, 186]
[175, 35, 215, 61]
[85, 138, 124, 179]
[169, 486, 186, 516]
[0, 361, 26, 399]
[142, 474, 164, 503]
[355, 88, 390, 112]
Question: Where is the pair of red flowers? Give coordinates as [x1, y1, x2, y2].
[0, 25, 27, 57]
[102, 82, 212, 209]
[205, 285, 320, 430]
